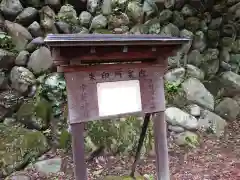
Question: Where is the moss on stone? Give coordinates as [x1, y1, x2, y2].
[16, 97, 52, 130]
[0, 124, 49, 176]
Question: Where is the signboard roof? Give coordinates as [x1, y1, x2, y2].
[43, 34, 191, 47]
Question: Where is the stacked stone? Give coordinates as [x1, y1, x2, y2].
[0, 0, 239, 178]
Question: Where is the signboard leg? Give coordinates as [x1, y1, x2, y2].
[153, 112, 170, 180]
[71, 123, 88, 180]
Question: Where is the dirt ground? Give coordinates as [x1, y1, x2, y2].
[22, 120, 240, 180]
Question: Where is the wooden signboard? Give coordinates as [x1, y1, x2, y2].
[44, 34, 190, 180]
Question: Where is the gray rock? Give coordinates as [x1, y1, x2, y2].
[0, 106, 8, 120]
[16, 98, 52, 130]
[179, 29, 193, 55]
[5, 172, 31, 180]
[220, 71, 240, 91]
[201, 59, 220, 77]
[160, 23, 180, 37]
[102, 0, 112, 15]
[34, 158, 62, 175]
[164, 0, 175, 9]
[165, 107, 198, 129]
[126, 1, 142, 24]
[144, 18, 161, 34]
[5, 21, 33, 51]
[108, 13, 129, 29]
[193, 31, 206, 52]
[90, 14, 107, 30]
[174, 131, 199, 147]
[221, 37, 234, 48]
[45, 0, 61, 10]
[28, 21, 44, 38]
[40, 6, 57, 35]
[187, 50, 203, 67]
[187, 104, 201, 117]
[159, 9, 173, 24]
[202, 48, 219, 62]
[112, 0, 128, 11]
[233, 95, 240, 106]
[164, 67, 185, 86]
[0, 70, 7, 89]
[172, 11, 184, 28]
[230, 54, 240, 64]
[168, 125, 185, 133]
[220, 49, 230, 63]
[208, 17, 223, 30]
[0, 124, 48, 176]
[0, 90, 23, 109]
[28, 47, 53, 74]
[198, 110, 227, 137]
[182, 77, 214, 110]
[143, 0, 158, 18]
[207, 30, 220, 47]
[220, 61, 232, 71]
[79, 11, 92, 28]
[0, 0, 23, 21]
[55, 21, 71, 34]
[23, 0, 43, 8]
[181, 4, 196, 17]
[232, 39, 240, 53]
[26, 37, 43, 53]
[57, 4, 78, 25]
[3, 117, 17, 126]
[201, 49, 220, 76]
[10, 66, 36, 93]
[186, 64, 205, 80]
[215, 98, 240, 121]
[0, 49, 16, 69]
[185, 17, 201, 32]
[15, 51, 30, 66]
[15, 7, 38, 26]
[87, 0, 100, 14]
[78, 27, 90, 34]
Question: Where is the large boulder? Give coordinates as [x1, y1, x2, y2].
[181, 78, 214, 110]
[57, 4, 78, 25]
[39, 6, 57, 35]
[16, 98, 52, 130]
[28, 21, 44, 38]
[5, 21, 33, 51]
[22, 0, 43, 8]
[0, 0, 23, 21]
[15, 7, 38, 26]
[0, 49, 16, 69]
[198, 110, 227, 137]
[215, 98, 240, 121]
[10, 66, 36, 94]
[164, 67, 185, 86]
[219, 71, 240, 96]
[0, 90, 23, 120]
[27, 47, 53, 74]
[174, 131, 199, 147]
[165, 107, 198, 130]
[0, 124, 49, 177]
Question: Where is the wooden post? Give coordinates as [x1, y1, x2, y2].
[153, 111, 170, 180]
[71, 123, 88, 180]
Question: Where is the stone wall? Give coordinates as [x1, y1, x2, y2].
[0, 0, 240, 178]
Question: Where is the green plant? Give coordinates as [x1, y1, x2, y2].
[185, 135, 199, 148]
[164, 82, 181, 103]
[0, 32, 15, 51]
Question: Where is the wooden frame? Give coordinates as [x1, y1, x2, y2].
[44, 34, 190, 180]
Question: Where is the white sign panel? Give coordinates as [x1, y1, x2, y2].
[97, 80, 142, 116]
